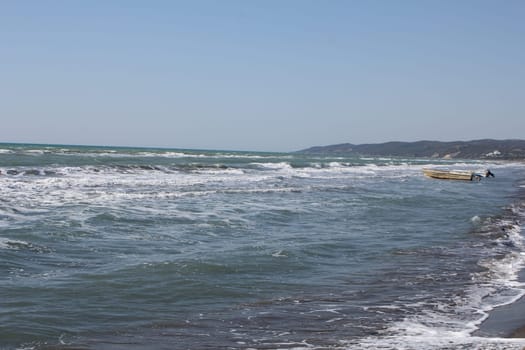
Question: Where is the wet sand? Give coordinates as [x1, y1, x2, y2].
[509, 324, 525, 338]
[476, 269, 525, 338]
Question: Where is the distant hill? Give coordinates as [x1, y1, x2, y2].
[299, 139, 525, 160]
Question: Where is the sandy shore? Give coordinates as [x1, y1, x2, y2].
[476, 269, 525, 338]
[509, 324, 525, 338]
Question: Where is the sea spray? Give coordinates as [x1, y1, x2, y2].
[1, 144, 525, 349]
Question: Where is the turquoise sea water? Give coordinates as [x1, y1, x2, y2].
[1, 143, 525, 349]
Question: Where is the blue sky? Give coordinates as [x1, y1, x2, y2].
[1, 1, 524, 151]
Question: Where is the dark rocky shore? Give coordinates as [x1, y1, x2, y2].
[299, 139, 525, 160]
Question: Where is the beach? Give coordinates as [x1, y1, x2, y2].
[474, 182, 525, 347]
[476, 261, 525, 339]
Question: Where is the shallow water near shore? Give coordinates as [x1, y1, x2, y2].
[1, 144, 525, 349]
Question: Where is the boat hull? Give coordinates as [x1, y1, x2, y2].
[423, 169, 474, 181]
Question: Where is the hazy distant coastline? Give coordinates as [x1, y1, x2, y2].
[299, 139, 525, 160]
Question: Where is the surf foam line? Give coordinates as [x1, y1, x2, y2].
[344, 202, 525, 350]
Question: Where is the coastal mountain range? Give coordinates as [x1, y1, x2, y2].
[299, 139, 525, 160]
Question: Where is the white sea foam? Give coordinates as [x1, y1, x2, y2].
[271, 250, 288, 258]
[4, 148, 525, 349]
[1, 164, 371, 210]
[191, 168, 246, 176]
[0, 161, 426, 214]
[471, 215, 482, 225]
[138, 151, 190, 158]
[24, 149, 45, 155]
[0, 237, 32, 250]
[252, 162, 294, 171]
[348, 323, 525, 350]
[346, 204, 525, 350]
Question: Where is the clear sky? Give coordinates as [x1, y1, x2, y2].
[1, 1, 524, 152]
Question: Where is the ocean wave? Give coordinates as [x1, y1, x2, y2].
[0, 237, 28, 250]
[0, 162, 422, 179]
[350, 202, 525, 350]
[0, 237, 50, 253]
[251, 162, 294, 171]
[0, 146, 291, 160]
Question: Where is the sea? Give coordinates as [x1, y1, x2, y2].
[1, 143, 525, 350]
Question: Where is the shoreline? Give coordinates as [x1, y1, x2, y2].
[476, 184, 525, 340]
[510, 323, 525, 338]
[475, 254, 525, 339]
